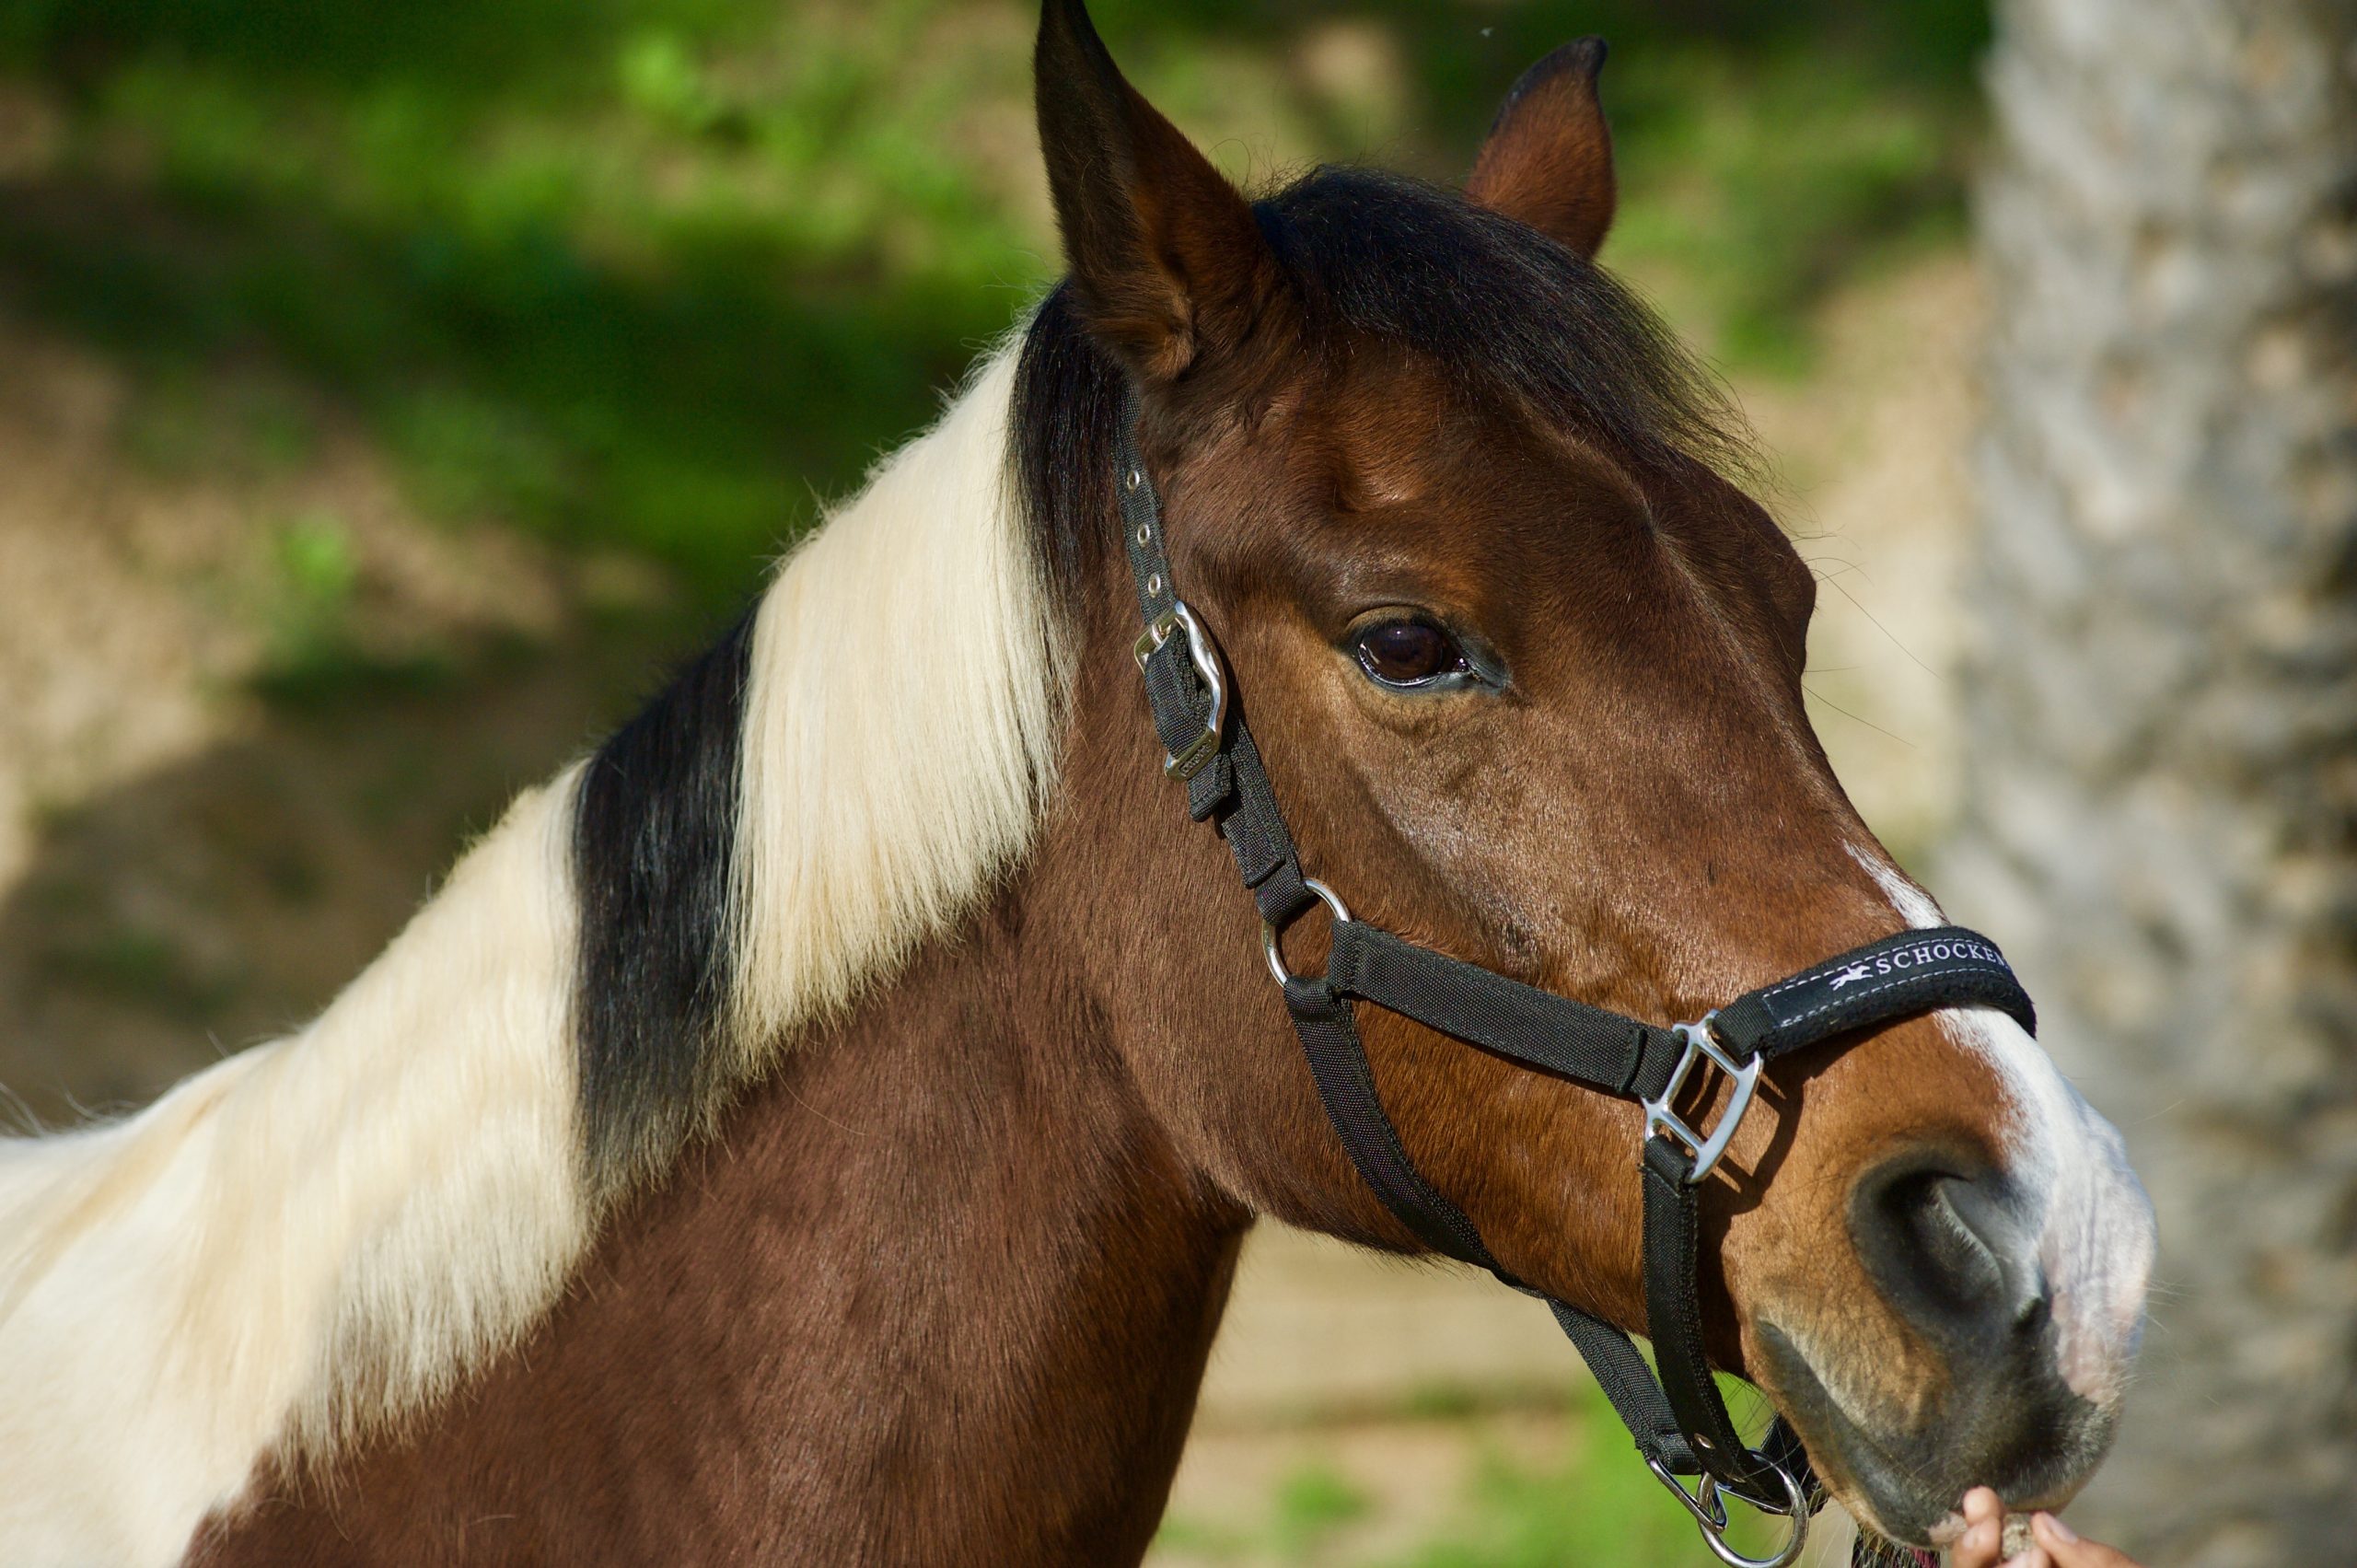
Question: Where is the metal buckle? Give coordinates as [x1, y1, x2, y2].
[1643, 1012, 1760, 1186]
[1644, 1457, 1809, 1568]
[1132, 600, 1226, 782]
[1260, 879, 1350, 986]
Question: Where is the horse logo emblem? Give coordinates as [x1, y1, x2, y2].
[1826, 962, 1876, 991]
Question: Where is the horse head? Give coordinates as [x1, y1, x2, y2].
[1028, 1, 2155, 1548]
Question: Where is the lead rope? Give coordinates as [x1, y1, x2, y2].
[1111, 389, 2036, 1568]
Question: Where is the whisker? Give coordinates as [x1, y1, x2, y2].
[1803, 683, 1919, 749]
[1823, 576, 1935, 677]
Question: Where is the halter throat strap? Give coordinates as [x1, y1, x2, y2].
[1109, 390, 2037, 1563]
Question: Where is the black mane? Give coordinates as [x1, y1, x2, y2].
[573, 610, 755, 1200]
[1015, 167, 1749, 601]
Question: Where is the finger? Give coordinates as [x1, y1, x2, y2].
[2033, 1512, 2140, 1567]
[1950, 1517, 2005, 1568]
[1962, 1488, 2003, 1528]
[1998, 1550, 2050, 1568]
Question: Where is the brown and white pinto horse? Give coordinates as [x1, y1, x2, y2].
[0, 6, 2154, 1562]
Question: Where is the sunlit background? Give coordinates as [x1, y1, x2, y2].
[2, 2, 2346, 1563]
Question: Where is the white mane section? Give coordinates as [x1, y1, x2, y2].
[0, 778, 587, 1564]
[727, 341, 1067, 1051]
[0, 336, 1062, 1564]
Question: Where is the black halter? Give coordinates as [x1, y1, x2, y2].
[1112, 391, 2038, 1567]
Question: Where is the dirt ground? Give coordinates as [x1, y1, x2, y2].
[0, 251, 1977, 1562]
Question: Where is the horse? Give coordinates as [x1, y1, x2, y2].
[0, 5, 2155, 1562]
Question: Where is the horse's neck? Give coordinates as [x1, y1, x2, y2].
[191, 886, 1248, 1567]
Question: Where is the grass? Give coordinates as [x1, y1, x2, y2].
[1156, 1378, 1812, 1568]
[1420, 1376, 1805, 1566]
[1272, 1463, 1373, 1558]
[1379, 1424, 1805, 1568]
[0, 0, 1987, 656]
[247, 510, 465, 707]
[1, 0, 1039, 610]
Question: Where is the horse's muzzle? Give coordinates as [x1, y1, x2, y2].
[1758, 1091, 2154, 1548]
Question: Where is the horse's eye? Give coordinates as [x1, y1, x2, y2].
[1353, 618, 1469, 689]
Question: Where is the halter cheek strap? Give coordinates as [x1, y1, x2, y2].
[1111, 392, 2037, 1568]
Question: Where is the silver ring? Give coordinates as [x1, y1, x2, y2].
[1645, 1458, 1810, 1568]
[1260, 879, 1352, 987]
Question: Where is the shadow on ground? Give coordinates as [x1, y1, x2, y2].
[0, 620, 704, 1128]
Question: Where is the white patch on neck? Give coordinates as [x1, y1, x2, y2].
[1844, 844, 2154, 1407]
[0, 333, 1068, 1563]
[0, 778, 588, 1563]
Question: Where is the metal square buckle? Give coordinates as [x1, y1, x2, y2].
[1643, 1012, 1760, 1186]
[1132, 600, 1226, 782]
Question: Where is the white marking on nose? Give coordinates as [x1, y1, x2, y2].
[1847, 846, 2156, 1406]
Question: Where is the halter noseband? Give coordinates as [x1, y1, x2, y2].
[1114, 391, 2038, 1568]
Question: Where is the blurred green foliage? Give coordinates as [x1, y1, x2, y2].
[1155, 1378, 1804, 1567]
[251, 509, 463, 705]
[1272, 1462, 1374, 1557]
[43, 923, 241, 1016]
[0, 0, 1985, 611]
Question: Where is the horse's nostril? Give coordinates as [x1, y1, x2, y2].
[1852, 1155, 2039, 1337]
[1895, 1174, 1999, 1306]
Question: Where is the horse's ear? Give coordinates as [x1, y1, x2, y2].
[1035, 0, 1284, 383]
[1465, 38, 1617, 258]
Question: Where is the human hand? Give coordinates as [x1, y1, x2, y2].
[1945, 1487, 2145, 1568]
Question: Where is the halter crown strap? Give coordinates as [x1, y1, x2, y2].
[1107, 389, 2037, 1562]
